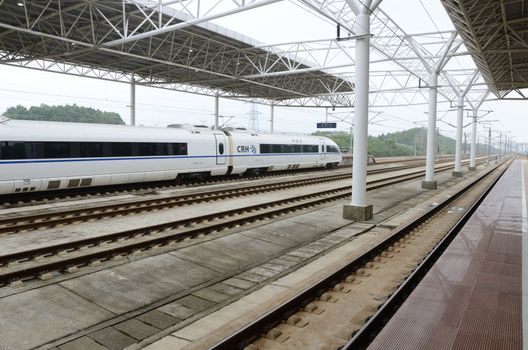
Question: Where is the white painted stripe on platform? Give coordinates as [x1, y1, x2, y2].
[521, 160, 527, 350]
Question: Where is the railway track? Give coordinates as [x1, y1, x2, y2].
[0, 160, 465, 287]
[0, 159, 482, 235]
[208, 157, 511, 350]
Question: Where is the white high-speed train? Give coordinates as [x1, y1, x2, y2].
[0, 118, 342, 195]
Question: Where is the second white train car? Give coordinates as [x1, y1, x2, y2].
[0, 118, 341, 195]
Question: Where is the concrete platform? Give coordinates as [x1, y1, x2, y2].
[369, 160, 523, 350]
[60, 254, 220, 314]
[0, 285, 113, 349]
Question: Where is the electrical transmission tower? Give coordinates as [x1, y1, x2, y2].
[247, 103, 261, 132]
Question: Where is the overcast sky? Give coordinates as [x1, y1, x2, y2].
[0, 0, 524, 147]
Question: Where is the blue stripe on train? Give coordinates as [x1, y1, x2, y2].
[0, 153, 336, 165]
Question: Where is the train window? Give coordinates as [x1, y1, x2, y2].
[219, 143, 224, 155]
[32, 142, 45, 158]
[260, 144, 271, 153]
[80, 142, 104, 157]
[138, 143, 157, 156]
[70, 143, 81, 158]
[110, 142, 132, 157]
[327, 145, 340, 153]
[157, 143, 170, 156]
[0, 141, 28, 159]
[302, 145, 318, 153]
[260, 144, 321, 154]
[171, 143, 188, 156]
[43, 142, 71, 158]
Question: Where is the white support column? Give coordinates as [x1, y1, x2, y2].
[343, 4, 373, 221]
[422, 72, 438, 189]
[469, 109, 477, 171]
[486, 127, 491, 166]
[270, 104, 274, 133]
[130, 76, 136, 126]
[452, 96, 464, 177]
[498, 133, 502, 159]
[214, 94, 219, 130]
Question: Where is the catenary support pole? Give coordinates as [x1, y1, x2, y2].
[270, 104, 274, 133]
[214, 94, 219, 130]
[487, 127, 491, 165]
[130, 76, 136, 126]
[469, 109, 477, 171]
[452, 96, 464, 177]
[499, 133, 502, 158]
[422, 72, 438, 189]
[343, 2, 373, 221]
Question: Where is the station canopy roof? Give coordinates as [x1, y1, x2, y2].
[442, 0, 528, 97]
[0, 0, 353, 102]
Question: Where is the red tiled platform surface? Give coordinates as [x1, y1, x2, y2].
[368, 161, 523, 350]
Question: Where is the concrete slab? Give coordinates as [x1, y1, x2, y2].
[58, 336, 108, 350]
[158, 302, 197, 320]
[192, 288, 230, 303]
[88, 327, 136, 350]
[378, 207, 425, 228]
[0, 285, 113, 350]
[241, 220, 323, 247]
[113, 319, 159, 340]
[60, 254, 219, 314]
[290, 210, 352, 230]
[216, 231, 286, 255]
[208, 282, 245, 297]
[235, 271, 269, 283]
[222, 277, 255, 290]
[170, 243, 253, 274]
[175, 295, 215, 312]
[172, 284, 288, 342]
[136, 310, 180, 329]
[142, 336, 190, 350]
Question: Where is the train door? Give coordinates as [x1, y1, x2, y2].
[215, 134, 227, 165]
[319, 138, 326, 160]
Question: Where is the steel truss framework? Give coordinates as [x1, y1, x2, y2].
[0, 0, 354, 103]
[442, 0, 528, 98]
[0, 0, 512, 108]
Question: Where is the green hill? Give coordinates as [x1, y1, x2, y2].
[314, 127, 493, 157]
[3, 104, 125, 125]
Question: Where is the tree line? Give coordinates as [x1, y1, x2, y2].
[3, 104, 125, 125]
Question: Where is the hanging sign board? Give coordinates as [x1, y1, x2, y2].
[317, 122, 337, 128]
